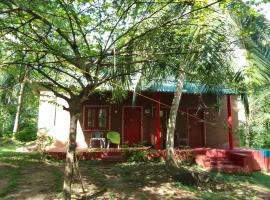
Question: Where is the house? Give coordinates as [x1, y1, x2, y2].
[37, 82, 240, 149]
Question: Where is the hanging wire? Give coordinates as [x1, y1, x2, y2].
[85, 69, 218, 126]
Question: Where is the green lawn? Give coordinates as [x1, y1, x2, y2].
[0, 142, 270, 200]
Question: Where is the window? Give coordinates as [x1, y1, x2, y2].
[87, 108, 95, 128]
[84, 106, 109, 130]
[98, 108, 107, 128]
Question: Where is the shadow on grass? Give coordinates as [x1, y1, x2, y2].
[2, 144, 269, 200]
[0, 166, 20, 197]
[192, 171, 270, 200]
[251, 172, 270, 189]
[79, 160, 197, 200]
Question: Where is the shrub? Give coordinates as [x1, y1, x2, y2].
[122, 150, 148, 162]
[122, 149, 164, 163]
[36, 135, 53, 153]
[0, 131, 14, 145]
[174, 149, 195, 166]
[121, 142, 129, 148]
[15, 127, 37, 142]
[3, 131, 13, 139]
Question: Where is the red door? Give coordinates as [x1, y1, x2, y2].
[188, 109, 204, 148]
[123, 107, 141, 145]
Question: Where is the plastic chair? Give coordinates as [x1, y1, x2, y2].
[106, 131, 120, 149]
[89, 132, 106, 148]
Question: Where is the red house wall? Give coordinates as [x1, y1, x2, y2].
[81, 92, 239, 148]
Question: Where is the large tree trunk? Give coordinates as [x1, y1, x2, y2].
[12, 71, 28, 138]
[166, 67, 185, 167]
[63, 108, 79, 200]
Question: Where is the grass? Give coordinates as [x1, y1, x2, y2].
[0, 141, 63, 197]
[0, 143, 23, 197]
[251, 172, 270, 188]
[0, 166, 21, 197]
[174, 170, 270, 200]
[51, 166, 63, 193]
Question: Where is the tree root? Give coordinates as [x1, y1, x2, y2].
[166, 165, 231, 192]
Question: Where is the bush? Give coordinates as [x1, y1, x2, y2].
[36, 135, 53, 153]
[0, 131, 14, 145]
[3, 131, 13, 139]
[15, 127, 37, 142]
[122, 149, 164, 163]
[122, 150, 148, 162]
[121, 142, 129, 148]
[174, 149, 195, 166]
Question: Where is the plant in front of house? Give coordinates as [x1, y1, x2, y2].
[36, 135, 53, 154]
[122, 149, 164, 163]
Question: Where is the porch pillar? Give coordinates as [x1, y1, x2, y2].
[226, 94, 234, 150]
[155, 93, 161, 150]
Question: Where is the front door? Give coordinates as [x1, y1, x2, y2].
[123, 107, 141, 145]
[188, 109, 204, 147]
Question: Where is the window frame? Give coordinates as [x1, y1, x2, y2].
[83, 105, 110, 131]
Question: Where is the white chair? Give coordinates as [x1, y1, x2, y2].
[89, 132, 106, 148]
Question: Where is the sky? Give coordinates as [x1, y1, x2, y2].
[254, 2, 270, 20]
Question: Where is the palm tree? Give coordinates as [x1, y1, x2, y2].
[163, 6, 234, 167]
[230, 3, 270, 147]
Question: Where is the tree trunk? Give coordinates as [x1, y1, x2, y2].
[244, 115, 250, 147]
[166, 67, 186, 167]
[63, 109, 79, 200]
[12, 71, 28, 138]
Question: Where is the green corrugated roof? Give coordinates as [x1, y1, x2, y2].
[142, 82, 237, 94]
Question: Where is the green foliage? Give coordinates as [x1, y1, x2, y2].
[122, 150, 148, 162]
[2, 131, 13, 139]
[0, 72, 39, 138]
[51, 167, 63, 193]
[36, 135, 53, 153]
[0, 131, 14, 146]
[122, 149, 163, 163]
[120, 141, 129, 148]
[229, 2, 270, 148]
[130, 140, 148, 148]
[15, 127, 37, 142]
[0, 142, 62, 198]
[175, 150, 195, 166]
[0, 167, 20, 197]
[244, 90, 270, 148]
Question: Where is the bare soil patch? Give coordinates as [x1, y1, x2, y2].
[2, 164, 58, 200]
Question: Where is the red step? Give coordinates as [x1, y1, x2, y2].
[195, 152, 253, 174]
[206, 164, 251, 174]
[210, 159, 233, 166]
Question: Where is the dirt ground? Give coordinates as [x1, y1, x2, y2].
[0, 159, 200, 200]
[0, 162, 59, 200]
[1, 157, 270, 200]
[72, 161, 198, 200]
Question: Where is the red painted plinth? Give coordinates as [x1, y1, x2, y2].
[227, 95, 234, 150]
